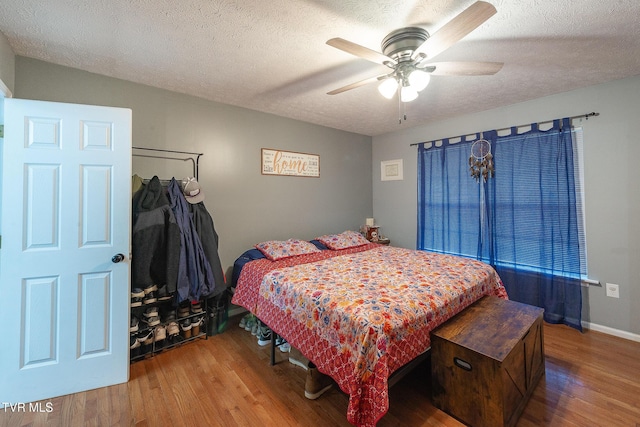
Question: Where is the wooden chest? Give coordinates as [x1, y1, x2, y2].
[431, 296, 545, 427]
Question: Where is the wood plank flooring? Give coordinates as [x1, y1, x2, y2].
[2, 315, 639, 427]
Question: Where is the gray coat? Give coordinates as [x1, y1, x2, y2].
[191, 202, 227, 298]
[132, 176, 180, 293]
[167, 178, 215, 303]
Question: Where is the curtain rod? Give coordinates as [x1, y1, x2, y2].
[409, 112, 599, 147]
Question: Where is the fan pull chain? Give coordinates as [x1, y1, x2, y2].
[397, 89, 408, 124]
[398, 86, 402, 124]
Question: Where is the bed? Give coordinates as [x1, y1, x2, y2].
[231, 232, 507, 427]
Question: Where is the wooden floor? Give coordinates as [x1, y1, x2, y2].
[2, 315, 640, 427]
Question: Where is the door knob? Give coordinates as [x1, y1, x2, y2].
[112, 253, 125, 263]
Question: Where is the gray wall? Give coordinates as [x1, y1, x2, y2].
[14, 57, 373, 279]
[373, 75, 640, 338]
[0, 31, 14, 94]
[12, 54, 639, 338]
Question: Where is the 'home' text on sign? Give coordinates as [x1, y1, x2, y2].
[261, 149, 320, 177]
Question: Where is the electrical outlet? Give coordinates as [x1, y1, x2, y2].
[606, 283, 620, 298]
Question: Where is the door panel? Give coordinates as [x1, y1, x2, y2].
[25, 163, 61, 250]
[27, 117, 61, 149]
[0, 98, 132, 403]
[81, 165, 112, 246]
[22, 276, 58, 367]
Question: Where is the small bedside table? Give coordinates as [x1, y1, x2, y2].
[372, 238, 390, 246]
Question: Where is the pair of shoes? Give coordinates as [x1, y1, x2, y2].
[136, 329, 154, 355]
[130, 316, 139, 333]
[289, 346, 310, 370]
[191, 302, 203, 314]
[130, 335, 141, 358]
[257, 322, 272, 346]
[166, 321, 180, 337]
[278, 342, 291, 353]
[244, 315, 256, 332]
[161, 309, 176, 323]
[167, 328, 183, 345]
[304, 363, 333, 399]
[131, 288, 144, 307]
[239, 313, 252, 329]
[166, 321, 181, 345]
[143, 284, 158, 304]
[274, 336, 290, 352]
[181, 319, 192, 339]
[251, 318, 263, 336]
[142, 307, 160, 327]
[144, 306, 158, 316]
[178, 305, 190, 319]
[154, 325, 167, 349]
[191, 316, 204, 336]
[156, 286, 173, 302]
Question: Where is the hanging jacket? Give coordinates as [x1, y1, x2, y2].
[191, 202, 227, 297]
[132, 176, 180, 293]
[167, 178, 215, 302]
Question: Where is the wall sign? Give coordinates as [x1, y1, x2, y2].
[261, 148, 320, 177]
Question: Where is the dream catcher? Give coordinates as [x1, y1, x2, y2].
[469, 137, 494, 182]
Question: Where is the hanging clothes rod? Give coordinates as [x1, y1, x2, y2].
[409, 112, 599, 147]
[132, 146, 204, 179]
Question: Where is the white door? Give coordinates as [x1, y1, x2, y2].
[0, 98, 132, 403]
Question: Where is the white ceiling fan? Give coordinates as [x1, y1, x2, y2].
[326, 1, 503, 103]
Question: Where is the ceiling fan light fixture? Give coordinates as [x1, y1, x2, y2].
[326, 1, 503, 113]
[409, 69, 430, 92]
[378, 78, 398, 99]
[400, 84, 418, 102]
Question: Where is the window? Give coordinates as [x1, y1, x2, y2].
[417, 118, 585, 330]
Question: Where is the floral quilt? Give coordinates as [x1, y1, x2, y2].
[232, 245, 507, 427]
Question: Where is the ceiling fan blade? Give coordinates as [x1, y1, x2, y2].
[327, 74, 388, 95]
[412, 1, 497, 62]
[327, 38, 394, 66]
[427, 61, 503, 76]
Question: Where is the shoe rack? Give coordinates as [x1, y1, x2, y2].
[130, 285, 208, 363]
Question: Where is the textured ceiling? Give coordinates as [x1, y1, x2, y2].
[1, 0, 639, 136]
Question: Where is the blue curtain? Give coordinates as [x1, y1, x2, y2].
[417, 135, 483, 258]
[417, 118, 584, 330]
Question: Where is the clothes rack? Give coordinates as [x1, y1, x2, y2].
[132, 146, 204, 179]
[130, 146, 218, 364]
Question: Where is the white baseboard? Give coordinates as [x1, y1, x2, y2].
[582, 321, 640, 343]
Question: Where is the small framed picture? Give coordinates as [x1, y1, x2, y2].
[381, 159, 403, 181]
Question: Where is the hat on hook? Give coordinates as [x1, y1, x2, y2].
[181, 177, 205, 204]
